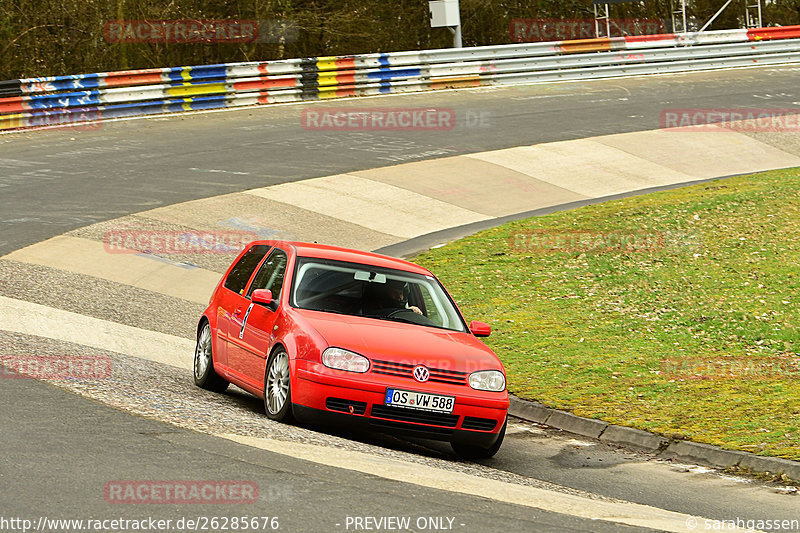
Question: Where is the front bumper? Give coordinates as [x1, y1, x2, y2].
[293, 361, 509, 448]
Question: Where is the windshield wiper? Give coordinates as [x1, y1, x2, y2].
[362, 314, 418, 325]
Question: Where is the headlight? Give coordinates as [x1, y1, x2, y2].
[322, 348, 370, 373]
[469, 370, 506, 392]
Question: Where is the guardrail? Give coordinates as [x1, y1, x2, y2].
[2, 24, 800, 131]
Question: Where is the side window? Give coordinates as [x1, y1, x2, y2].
[224, 245, 271, 295]
[247, 249, 288, 301]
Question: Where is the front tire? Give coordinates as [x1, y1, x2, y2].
[264, 349, 293, 422]
[452, 419, 507, 459]
[194, 322, 229, 393]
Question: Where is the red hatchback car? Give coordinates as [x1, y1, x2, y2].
[194, 241, 509, 458]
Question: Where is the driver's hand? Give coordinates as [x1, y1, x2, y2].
[408, 306, 423, 315]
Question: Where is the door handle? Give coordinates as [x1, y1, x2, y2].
[234, 308, 243, 316]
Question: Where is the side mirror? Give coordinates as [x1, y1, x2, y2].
[470, 320, 491, 338]
[252, 289, 276, 310]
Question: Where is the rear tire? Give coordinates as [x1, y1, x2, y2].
[264, 349, 294, 422]
[452, 419, 506, 459]
[193, 322, 229, 393]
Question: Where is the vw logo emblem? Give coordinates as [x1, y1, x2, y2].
[413, 365, 430, 383]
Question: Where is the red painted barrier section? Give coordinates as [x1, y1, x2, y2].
[748, 25, 800, 41]
[625, 33, 677, 44]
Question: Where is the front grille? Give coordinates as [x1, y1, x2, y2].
[371, 359, 468, 386]
[462, 417, 497, 431]
[370, 405, 459, 427]
[325, 398, 367, 415]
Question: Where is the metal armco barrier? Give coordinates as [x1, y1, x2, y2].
[2, 25, 800, 131]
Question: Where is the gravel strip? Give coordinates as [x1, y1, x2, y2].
[1, 330, 621, 503]
[738, 131, 800, 160]
[0, 259, 203, 339]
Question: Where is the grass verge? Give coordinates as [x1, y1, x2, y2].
[414, 168, 800, 460]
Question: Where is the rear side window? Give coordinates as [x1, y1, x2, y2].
[224, 245, 270, 295]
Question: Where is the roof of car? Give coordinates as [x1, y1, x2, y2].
[252, 240, 433, 276]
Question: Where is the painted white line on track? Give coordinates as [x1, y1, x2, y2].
[0, 295, 193, 370]
[219, 433, 756, 533]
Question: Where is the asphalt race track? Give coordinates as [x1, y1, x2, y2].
[2, 66, 800, 532]
[4, 65, 800, 256]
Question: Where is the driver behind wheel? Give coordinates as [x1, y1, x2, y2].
[367, 279, 423, 316]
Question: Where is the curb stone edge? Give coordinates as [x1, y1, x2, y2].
[508, 394, 800, 483]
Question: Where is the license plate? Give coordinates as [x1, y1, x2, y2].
[385, 389, 455, 414]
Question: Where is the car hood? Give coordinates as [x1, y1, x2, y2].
[294, 309, 502, 372]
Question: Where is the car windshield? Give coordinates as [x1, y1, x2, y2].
[291, 257, 467, 332]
